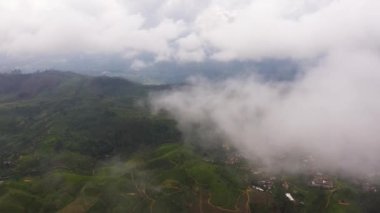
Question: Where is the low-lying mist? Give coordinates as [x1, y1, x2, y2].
[151, 50, 380, 176]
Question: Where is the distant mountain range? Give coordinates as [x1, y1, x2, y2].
[1, 58, 300, 84]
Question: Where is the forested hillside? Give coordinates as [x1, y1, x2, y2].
[0, 71, 379, 213]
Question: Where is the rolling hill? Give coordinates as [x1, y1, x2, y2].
[0, 71, 378, 213]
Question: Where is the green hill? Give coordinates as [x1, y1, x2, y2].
[0, 71, 378, 212]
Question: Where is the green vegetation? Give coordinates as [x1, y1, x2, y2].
[0, 71, 378, 212]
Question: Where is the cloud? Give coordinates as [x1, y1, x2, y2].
[0, 0, 186, 61]
[144, 1, 380, 176]
[130, 59, 150, 71]
[151, 48, 380, 175]
[196, 0, 380, 61]
[1, 0, 380, 67]
[175, 34, 206, 62]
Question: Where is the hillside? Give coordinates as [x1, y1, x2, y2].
[0, 71, 379, 212]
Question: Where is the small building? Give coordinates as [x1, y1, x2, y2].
[310, 174, 334, 189]
[362, 182, 378, 193]
[285, 193, 295, 202]
[252, 185, 265, 192]
[256, 179, 274, 191]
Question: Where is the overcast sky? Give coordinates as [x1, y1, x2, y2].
[1, 0, 379, 72]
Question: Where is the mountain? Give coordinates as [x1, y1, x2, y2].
[0, 71, 378, 213]
[122, 59, 300, 84]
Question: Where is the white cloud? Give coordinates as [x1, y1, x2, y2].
[197, 0, 380, 60]
[130, 59, 150, 70]
[0, 0, 379, 64]
[152, 49, 380, 175]
[146, 0, 380, 173]
[175, 34, 205, 62]
[0, 0, 186, 60]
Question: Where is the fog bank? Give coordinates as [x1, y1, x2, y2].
[151, 50, 380, 175]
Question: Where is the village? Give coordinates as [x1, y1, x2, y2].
[217, 142, 379, 206]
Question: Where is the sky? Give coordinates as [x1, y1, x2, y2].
[2, 0, 380, 175]
[1, 0, 379, 72]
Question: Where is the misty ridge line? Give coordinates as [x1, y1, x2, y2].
[150, 50, 380, 176]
